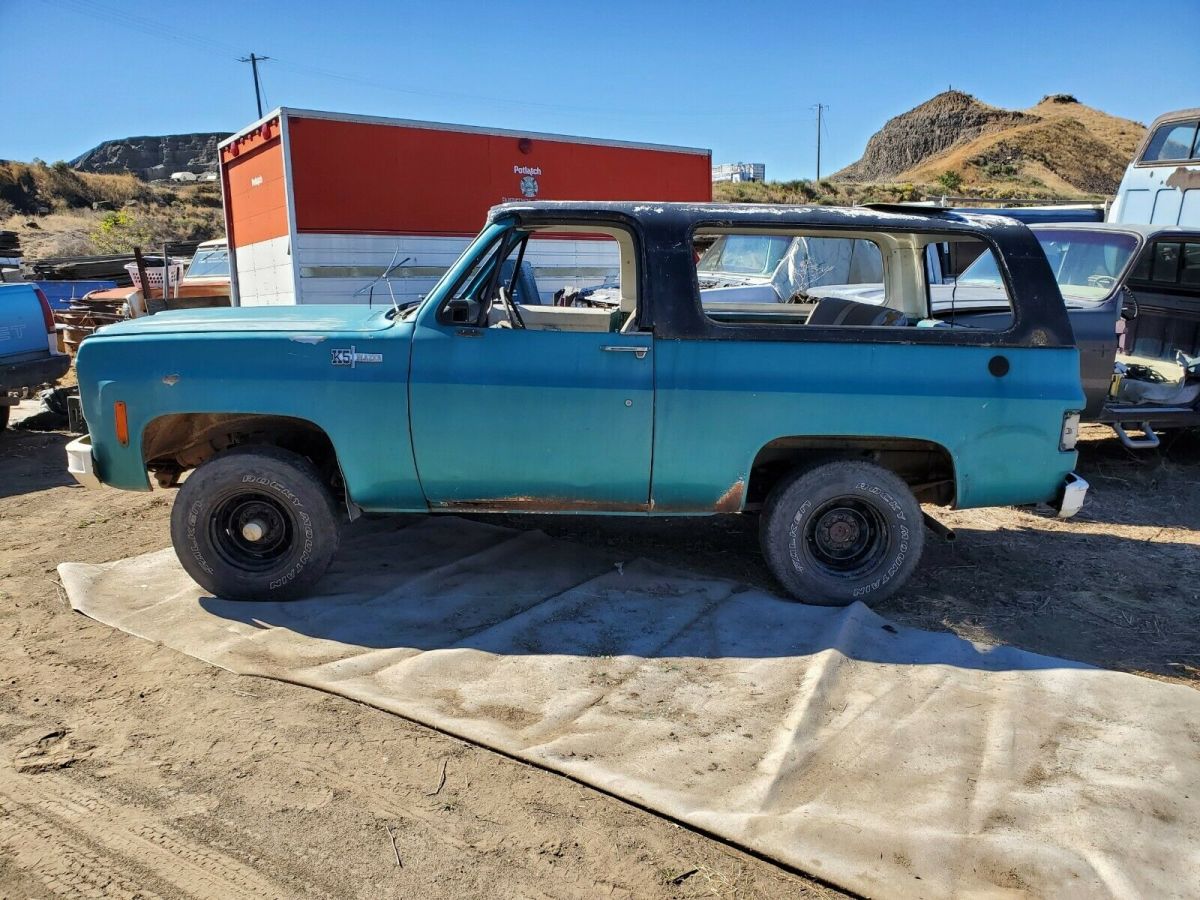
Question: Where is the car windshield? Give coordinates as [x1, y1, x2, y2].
[185, 248, 230, 279]
[698, 235, 791, 276]
[957, 229, 1139, 302]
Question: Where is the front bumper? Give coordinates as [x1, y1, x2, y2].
[1053, 472, 1088, 519]
[66, 434, 102, 489]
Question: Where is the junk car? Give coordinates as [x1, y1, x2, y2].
[1, 284, 69, 432]
[68, 202, 1087, 605]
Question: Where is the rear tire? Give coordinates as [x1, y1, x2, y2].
[0, 402, 9, 432]
[760, 460, 923, 606]
[170, 446, 340, 601]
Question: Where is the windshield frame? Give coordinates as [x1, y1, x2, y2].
[184, 247, 230, 280]
[697, 234, 792, 278]
[405, 221, 512, 322]
[956, 226, 1144, 307]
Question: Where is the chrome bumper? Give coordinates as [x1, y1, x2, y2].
[1054, 472, 1088, 519]
[66, 434, 102, 489]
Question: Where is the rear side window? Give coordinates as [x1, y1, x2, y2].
[1152, 243, 1180, 282]
[1132, 241, 1200, 288]
[692, 228, 1012, 331]
[1152, 242, 1181, 282]
[1141, 120, 1200, 163]
[1183, 244, 1200, 287]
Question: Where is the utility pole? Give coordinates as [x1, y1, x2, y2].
[812, 103, 828, 181]
[238, 53, 271, 118]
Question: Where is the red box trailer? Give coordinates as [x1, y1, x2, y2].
[218, 108, 712, 306]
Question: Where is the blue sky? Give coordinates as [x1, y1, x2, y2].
[3, 0, 1197, 180]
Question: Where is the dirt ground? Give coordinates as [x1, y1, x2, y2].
[1, 412, 1197, 899]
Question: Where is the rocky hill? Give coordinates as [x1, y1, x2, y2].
[835, 91, 1145, 196]
[836, 91, 1036, 182]
[71, 132, 231, 181]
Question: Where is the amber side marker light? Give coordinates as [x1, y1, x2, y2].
[114, 402, 129, 446]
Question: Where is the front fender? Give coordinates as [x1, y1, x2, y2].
[78, 327, 425, 511]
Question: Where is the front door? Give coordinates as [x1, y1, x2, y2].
[408, 226, 654, 511]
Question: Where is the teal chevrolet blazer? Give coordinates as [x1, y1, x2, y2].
[69, 202, 1087, 605]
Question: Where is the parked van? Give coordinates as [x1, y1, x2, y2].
[1110, 109, 1200, 227]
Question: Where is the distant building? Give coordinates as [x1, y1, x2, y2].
[712, 162, 765, 183]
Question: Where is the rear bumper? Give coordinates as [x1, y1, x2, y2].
[1052, 472, 1088, 519]
[0, 353, 70, 394]
[66, 434, 102, 489]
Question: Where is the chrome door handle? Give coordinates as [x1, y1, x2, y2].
[601, 345, 650, 359]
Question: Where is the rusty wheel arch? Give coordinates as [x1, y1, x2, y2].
[745, 436, 957, 509]
[140, 413, 344, 498]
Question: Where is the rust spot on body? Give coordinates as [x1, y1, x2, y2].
[1166, 167, 1200, 191]
[433, 496, 648, 513]
[713, 479, 746, 513]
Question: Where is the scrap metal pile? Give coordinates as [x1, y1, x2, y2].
[55, 289, 133, 355]
[0, 231, 21, 280]
[41, 244, 227, 356]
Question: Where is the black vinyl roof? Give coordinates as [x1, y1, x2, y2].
[484, 201, 1076, 349]
[488, 200, 1029, 236]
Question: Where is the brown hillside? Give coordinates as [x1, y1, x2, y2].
[837, 92, 1145, 196]
[0, 160, 223, 259]
[901, 96, 1145, 194]
[835, 91, 1035, 182]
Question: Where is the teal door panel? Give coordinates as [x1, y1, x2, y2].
[652, 339, 1083, 512]
[409, 323, 654, 509]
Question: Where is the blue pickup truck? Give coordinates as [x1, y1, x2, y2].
[1, 284, 70, 432]
[68, 202, 1088, 605]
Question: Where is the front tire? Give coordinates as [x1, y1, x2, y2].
[760, 460, 923, 606]
[170, 446, 340, 601]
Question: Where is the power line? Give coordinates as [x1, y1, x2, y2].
[238, 53, 272, 118]
[52, 0, 245, 57]
[812, 103, 829, 181]
[44, 0, 781, 123]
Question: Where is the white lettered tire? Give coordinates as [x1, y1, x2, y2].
[760, 460, 924, 606]
[169, 445, 340, 601]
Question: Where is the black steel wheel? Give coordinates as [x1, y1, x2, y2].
[209, 493, 295, 573]
[760, 460, 924, 606]
[170, 445, 340, 601]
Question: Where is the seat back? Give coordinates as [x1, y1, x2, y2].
[806, 296, 907, 327]
[499, 259, 542, 306]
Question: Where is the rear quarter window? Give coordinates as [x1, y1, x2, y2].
[1131, 241, 1200, 289]
[692, 227, 1013, 332]
[1141, 120, 1200, 163]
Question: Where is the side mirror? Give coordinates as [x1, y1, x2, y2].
[444, 299, 473, 324]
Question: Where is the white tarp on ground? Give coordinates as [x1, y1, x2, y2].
[59, 516, 1200, 899]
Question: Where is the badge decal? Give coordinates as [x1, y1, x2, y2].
[331, 346, 383, 367]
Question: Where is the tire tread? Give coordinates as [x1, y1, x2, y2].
[169, 445, 340, 601]
[760, 459, 924, 606]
